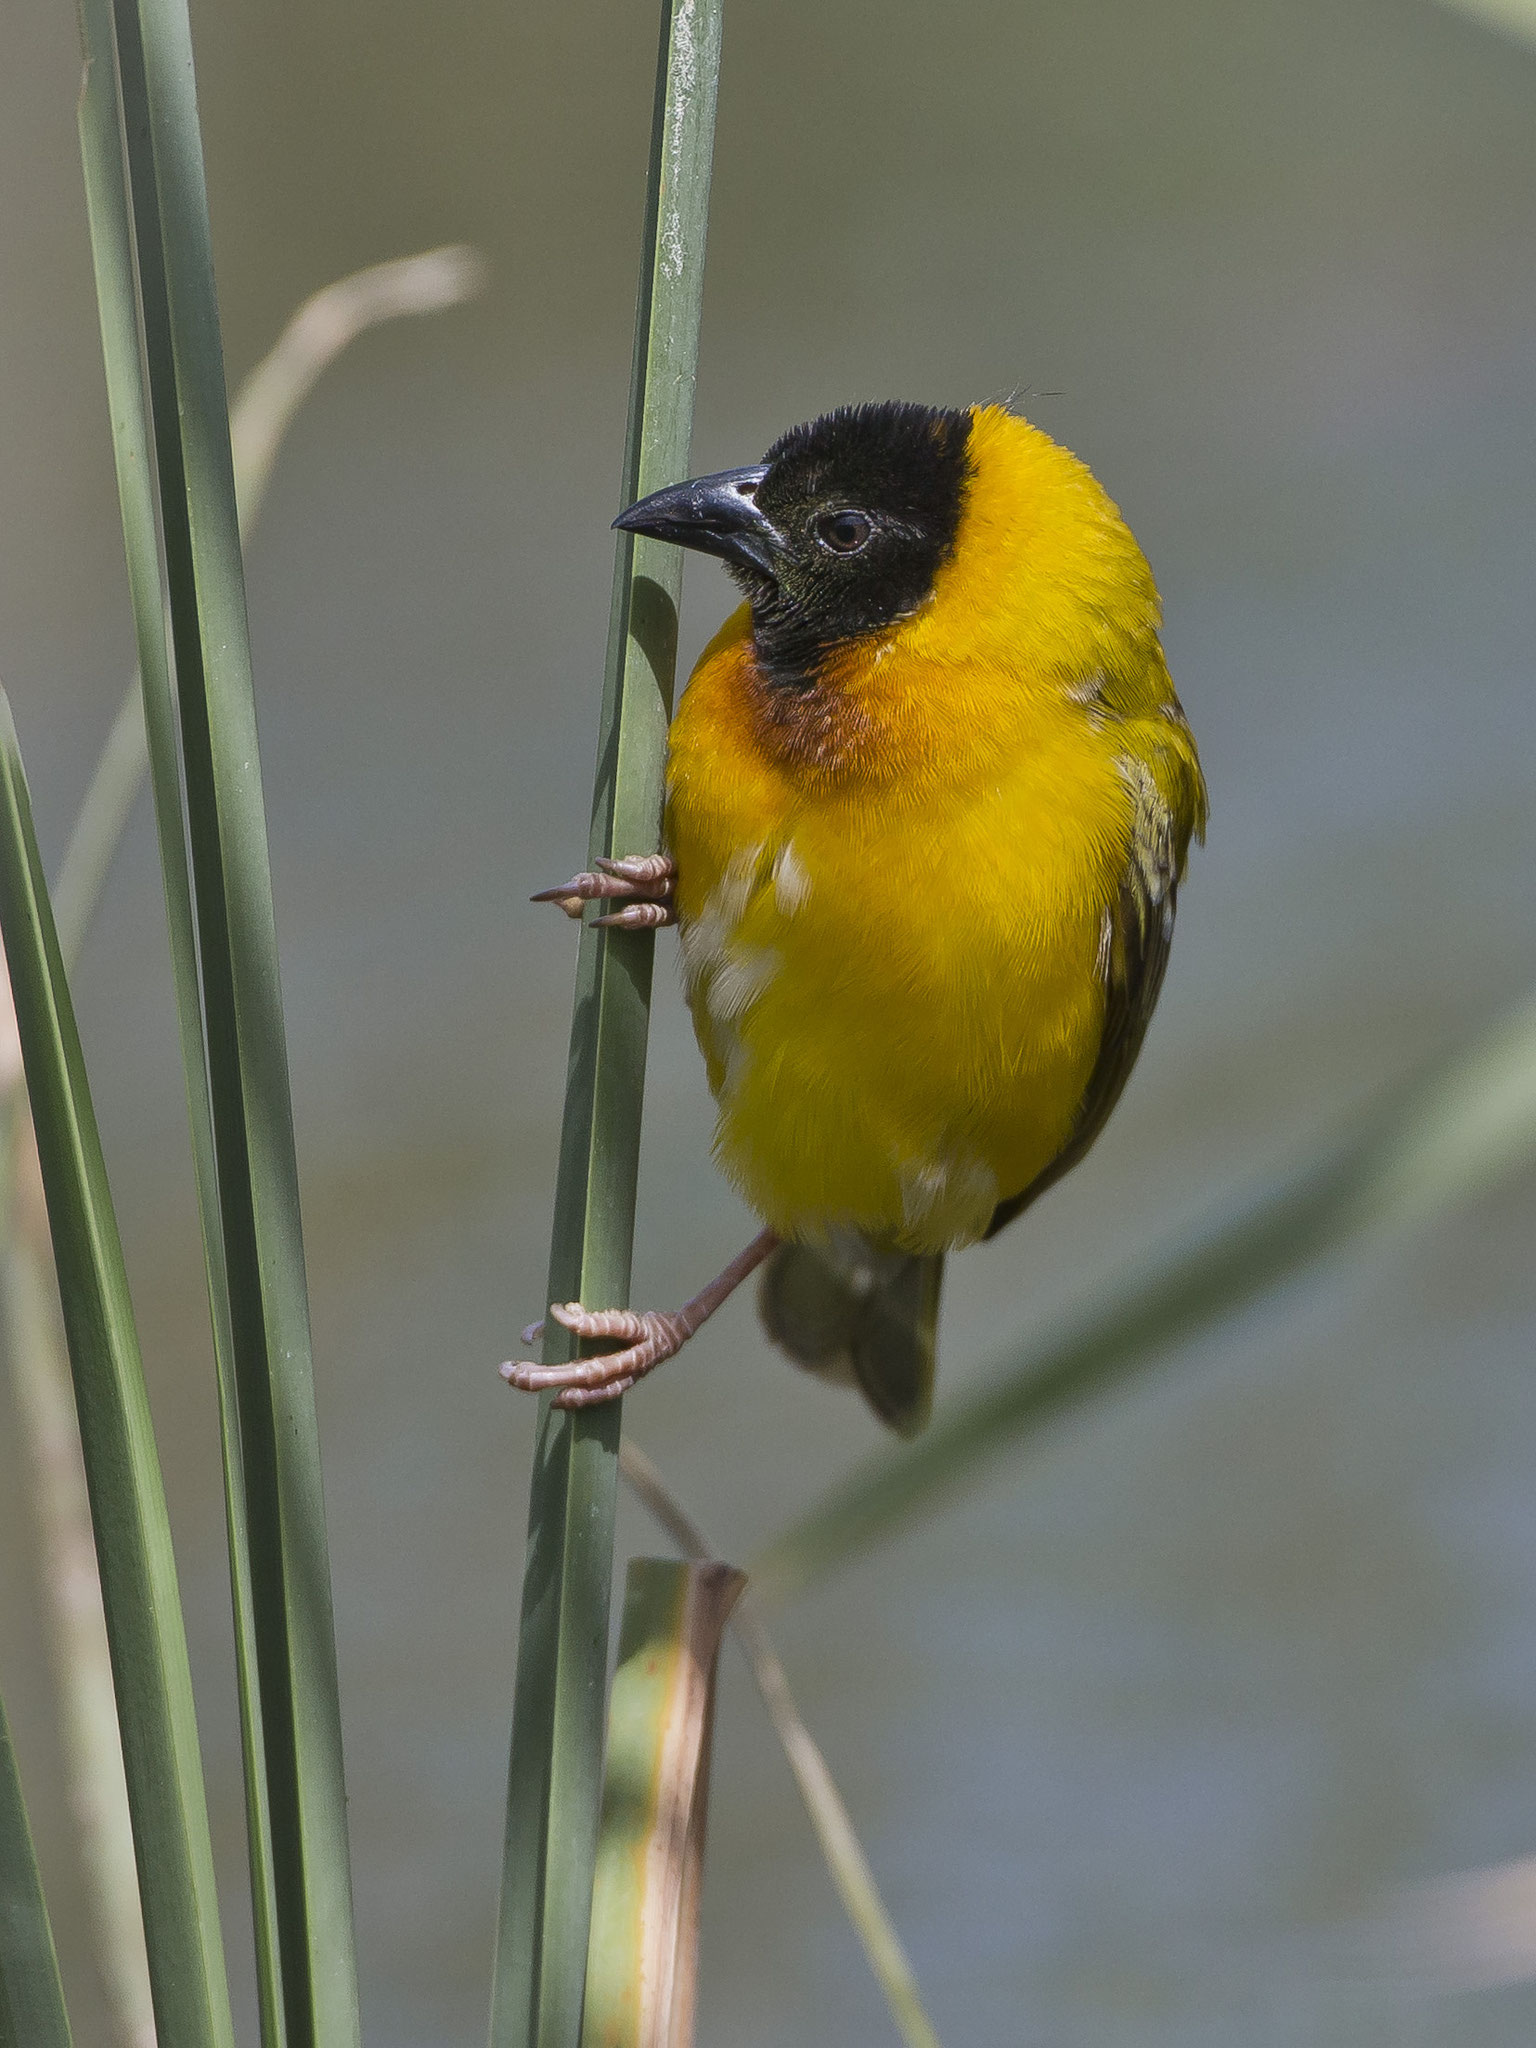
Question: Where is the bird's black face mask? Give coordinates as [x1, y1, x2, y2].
[614, 400, 974, 691]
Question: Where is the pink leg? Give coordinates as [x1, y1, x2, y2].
[501, 1227, 779, 1407]
[531, 851, 677, 930]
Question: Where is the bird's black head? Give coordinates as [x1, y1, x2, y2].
[614, 400, 974, 690]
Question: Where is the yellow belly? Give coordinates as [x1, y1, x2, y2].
[664, 614, 1139, 1254]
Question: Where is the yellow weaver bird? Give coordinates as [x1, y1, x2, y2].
[504, 401, 1207, 1435]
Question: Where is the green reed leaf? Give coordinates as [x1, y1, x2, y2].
[581, 1559, 743, 2048]
[490, 6, 725, 2045]
[73, 0, 359, 2038]
[73, 15, 284, 2037]
[0, 1684, 72, 2048]
[56, 228, 480, 2048]
[0, 692, 234, 2048]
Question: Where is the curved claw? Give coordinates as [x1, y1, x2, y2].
[593, 901, 672, 929]
[499, 1302, 686, 1404]
[548, 1301, 649, 1342]
[596, 853, 674, 885]
[531, 852, 677, 926]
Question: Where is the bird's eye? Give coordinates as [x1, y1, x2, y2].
[815, 510, 872, 554]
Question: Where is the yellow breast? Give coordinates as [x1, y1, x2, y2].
[665, 644, 1131, 1252]
[662, 406, 1203, 1254]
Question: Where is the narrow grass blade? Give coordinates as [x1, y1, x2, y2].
[581, 1559, 744, 2048]
[0, 692, 234, 2047]
[28, 225, 480, 2048]
[491, 6, 724, 2045]
[755, 992, 1536, 1598]
[75, 12, 282, 2034]
[6, 232, 482, 2048]
[74, 1, 359, 2038]
[0, 1684, 73, 2048]
[0, 1128, 152, 2048]
[620, 1441, 943, 2048]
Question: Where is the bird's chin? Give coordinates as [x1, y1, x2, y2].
[725, 560, 779, 605]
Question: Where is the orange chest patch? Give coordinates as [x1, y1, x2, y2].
[683, 612, 983, 801]
[740, 656, 877, 781]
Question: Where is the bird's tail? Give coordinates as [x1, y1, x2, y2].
[758, 1235, 942, 1438]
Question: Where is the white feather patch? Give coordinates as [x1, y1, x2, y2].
[706, 945, 778, 1025]
[899, 1149, 998, 1241]
[679, 844, 763, 1000]
[680, 844, 781, 1098]
[772, 841, 812, 915]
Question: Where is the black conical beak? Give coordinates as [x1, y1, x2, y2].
[613, 464, 780, 577]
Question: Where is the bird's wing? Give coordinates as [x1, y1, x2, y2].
[983, 750, 1185, 1240]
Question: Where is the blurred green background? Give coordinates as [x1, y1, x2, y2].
[4, 0, 1536, 2040]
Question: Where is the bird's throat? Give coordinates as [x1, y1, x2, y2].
[743, 635, 877, 781]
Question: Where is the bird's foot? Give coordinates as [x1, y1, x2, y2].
[530, 851, 676, 930]
[501, 1301, 690, 1406]
[500, 1228, 780, 1409]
